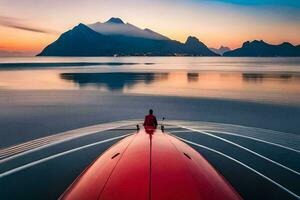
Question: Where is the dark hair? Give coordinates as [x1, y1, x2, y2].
[149, 109, 153, 114]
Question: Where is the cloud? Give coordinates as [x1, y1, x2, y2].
[0, 15, 57, 34]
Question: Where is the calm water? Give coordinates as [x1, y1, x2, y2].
[1, 57, 299, 200]
[0, 57, 300, 105]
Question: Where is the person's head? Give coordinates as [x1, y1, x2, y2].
[149, 109, 153, 115]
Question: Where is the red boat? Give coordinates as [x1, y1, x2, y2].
[60, 127, 242, 200]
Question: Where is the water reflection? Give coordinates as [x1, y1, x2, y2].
[242, 73, 293, 83]
[187, 73, 199, 82]
[0, 67, 299, 105]
[58, 71, 300, 105]
[60, 72, 169, 91]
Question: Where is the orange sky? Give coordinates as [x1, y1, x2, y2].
[1, 0, 300, 55]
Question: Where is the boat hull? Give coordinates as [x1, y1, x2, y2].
[60, 128, 242, 200]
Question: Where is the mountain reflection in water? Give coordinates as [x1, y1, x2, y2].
[59, 71, 300, 105]
[242, 73, 294, 83]
[60, 72, 169, 91]
[187, 73, 199, 82]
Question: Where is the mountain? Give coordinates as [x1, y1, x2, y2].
[224, 40, 300, 57]
[37, 18, 218, 56]
[37, 23, 115, 56]
[184, 36, 217, 56]
[210, 46, 231, 55]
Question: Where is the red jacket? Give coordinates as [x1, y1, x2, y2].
[143, 114, 158, 128]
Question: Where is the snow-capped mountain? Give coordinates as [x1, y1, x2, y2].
[88, 17, 169, 40]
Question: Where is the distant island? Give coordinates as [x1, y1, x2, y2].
[224, 40, 300, 57]
[37, 17, 300, 57]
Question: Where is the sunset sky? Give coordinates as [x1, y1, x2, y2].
[1, 0, 300, 56]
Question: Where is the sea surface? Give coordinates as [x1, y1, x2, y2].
[1, 57, 300, 105]
[0, 57, 300, 200]
[0, 56, 300, 147]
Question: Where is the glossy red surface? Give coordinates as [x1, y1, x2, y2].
[99, 132, 150, 200]
[60, 128, 242, 200]
[59, 135, 136, 200]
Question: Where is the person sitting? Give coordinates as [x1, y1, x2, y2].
[143, 109, 158, 129]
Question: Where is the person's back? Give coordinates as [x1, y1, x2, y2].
[143, 109, 158, 128]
